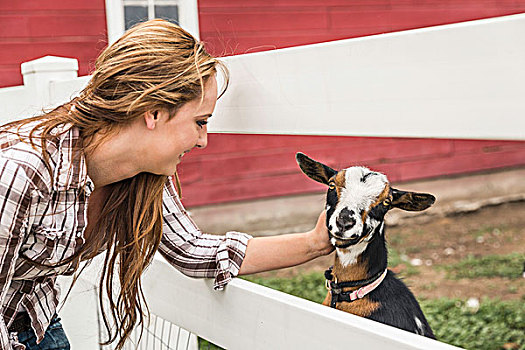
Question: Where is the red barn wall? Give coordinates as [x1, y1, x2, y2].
[1, 1, 524, 207]
[177, 1, 525, 207]
[178, 135, 525, 207]
[199, 0, 525, 56]
[0, 0, 107, 88]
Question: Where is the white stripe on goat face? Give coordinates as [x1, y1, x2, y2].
[328, 166, 388, 242]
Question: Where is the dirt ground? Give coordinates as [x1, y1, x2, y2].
[255, 201, 525, 301]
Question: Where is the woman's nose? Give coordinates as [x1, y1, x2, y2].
[196, 127, 208, 149]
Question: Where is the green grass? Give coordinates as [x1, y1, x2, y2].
[242, 272, 327, 303]
[199, 268, 525, 349]
[388, 246, 420, 277]
[199, 339, 223, 350]
[421, 298, 525, 350]
[439, 253, 525, 279]
[471, 225, 507, 238]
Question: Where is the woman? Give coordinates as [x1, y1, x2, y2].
[0, 19, 333, 349]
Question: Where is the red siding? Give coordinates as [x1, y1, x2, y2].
[0, 0, 107, 88]
[1, 1, 524, 206]
[178, 1, 525, 206]
[199, 1, 525, 56]
[178, 135, 525, 206]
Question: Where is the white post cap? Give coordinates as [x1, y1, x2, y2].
[21, 55, 79, 75]
[20, 56, 80, 112]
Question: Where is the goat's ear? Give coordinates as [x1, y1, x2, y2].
[296, 153, 337, 185]
[391, 188, 436, 211]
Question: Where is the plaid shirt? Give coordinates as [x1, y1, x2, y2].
[0, 122, 251, 349]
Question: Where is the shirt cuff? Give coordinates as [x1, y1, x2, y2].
[213, 231, 252, 290]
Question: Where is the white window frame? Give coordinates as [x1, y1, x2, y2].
[105, 0, 200, 44]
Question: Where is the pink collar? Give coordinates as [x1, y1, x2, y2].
[345, 269, 388, 301]
[326, 269, 388, 307]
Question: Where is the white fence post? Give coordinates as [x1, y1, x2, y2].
[21, 55, 79, 109]
[0, 56, 81, 123]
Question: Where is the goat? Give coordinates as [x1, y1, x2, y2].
[296, 153, 436, 338]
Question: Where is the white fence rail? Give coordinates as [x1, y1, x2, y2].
[212, 13, 525, 140]
[3, 12, 523, 350]
[1, 14, 524, 140]
[141, 256, 460, 350]
[58, 255, 460, 349]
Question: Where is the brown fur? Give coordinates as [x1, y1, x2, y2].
[308, 162, 337, 185]
[332, 170, 346, 198]
[296, 156, 436, 336]
[323, 294, 380, 317]
[332, 255, 369, 282]
[391, 191, 435, 211]
[324, 255, 380, 317]
[362, 184, 390, 222]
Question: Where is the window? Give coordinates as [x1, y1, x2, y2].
[105, 0, 199, 44]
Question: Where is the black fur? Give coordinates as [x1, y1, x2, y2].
[368, 271, 435, 338]
[296, 153, 337, 185]
[326, 186, 338, 232]
[357, 224, 435, 338]
[391, 188, 436, 211]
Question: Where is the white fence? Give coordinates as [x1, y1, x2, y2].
[57, 255, 459, 350]
[1, 14, 524, 140]
[57, 257, 199, 350]
[211, 13, 525, 140]
[2, 12, 524, 350]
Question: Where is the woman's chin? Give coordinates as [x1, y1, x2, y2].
[146, 164, 179, 177]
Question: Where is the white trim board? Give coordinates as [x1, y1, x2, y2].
[211, 13, 525, 140]
[105, 0, 200, 44]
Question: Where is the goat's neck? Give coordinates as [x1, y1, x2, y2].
[332, 223, 388, 284]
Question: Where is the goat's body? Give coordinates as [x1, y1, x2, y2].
[324, 225, 436, 339]
[323, 271, 434, 338]
[368, 271, 435, 338]
[296, 155, 437, 340]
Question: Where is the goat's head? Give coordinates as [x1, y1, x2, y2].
[296, 153, 435, 249]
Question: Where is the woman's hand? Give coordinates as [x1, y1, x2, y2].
[307, 211, 334, 258]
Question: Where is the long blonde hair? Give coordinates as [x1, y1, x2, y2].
[3, 19, 227, 349]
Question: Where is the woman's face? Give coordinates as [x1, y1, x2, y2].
[143, 75, 218, 175]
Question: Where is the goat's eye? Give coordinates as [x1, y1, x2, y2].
[328, 182, 336, 190]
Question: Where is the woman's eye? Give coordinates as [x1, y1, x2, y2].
[196, 120, 208, 128]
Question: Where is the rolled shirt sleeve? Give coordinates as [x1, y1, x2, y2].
[158, 178, 252, 290]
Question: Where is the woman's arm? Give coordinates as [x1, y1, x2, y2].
[160, 177, 333, 286]
[238, 211, 334, 275]
[159, 178, 252, 290]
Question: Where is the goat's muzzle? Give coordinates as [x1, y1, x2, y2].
[329, 223, 373, 248]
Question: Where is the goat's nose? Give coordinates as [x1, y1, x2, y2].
[336, 209, 356, 232]
[336, 217, 356, 232]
